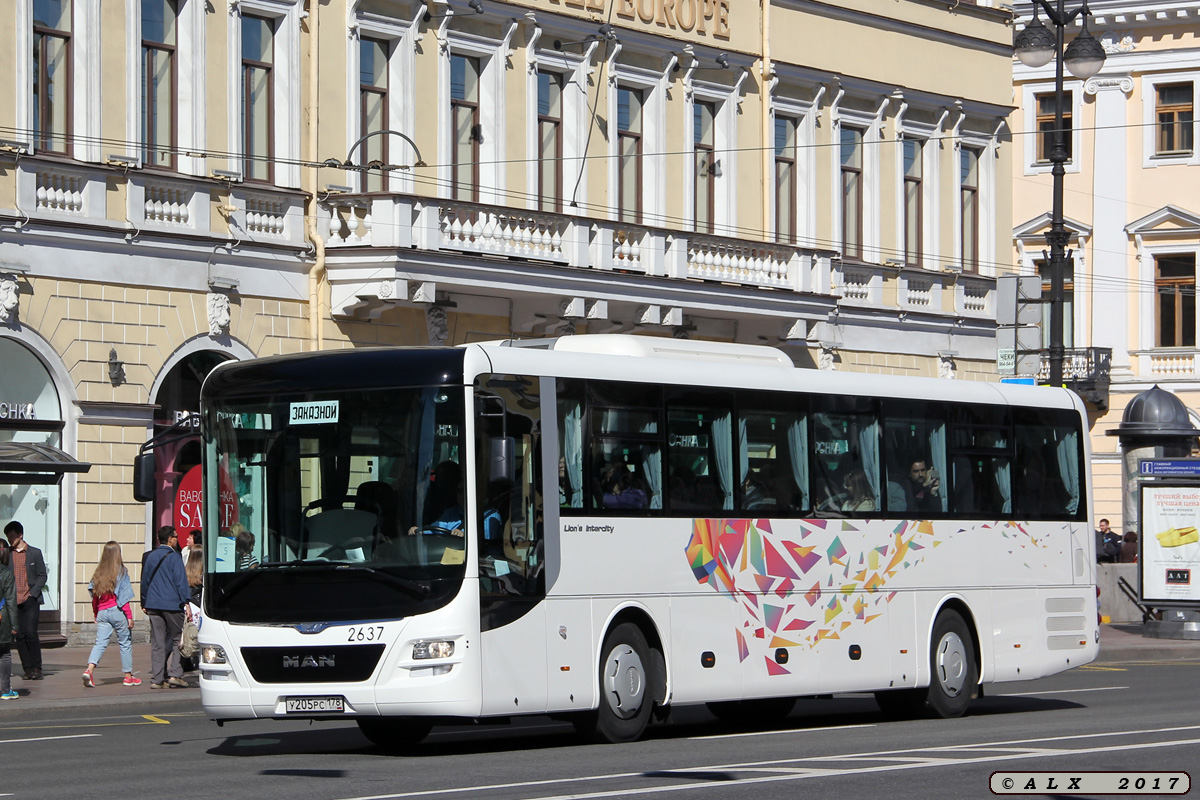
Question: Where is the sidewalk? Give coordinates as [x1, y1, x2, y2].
[2, 624, 1197, 719]
[1, 640, 201, 719]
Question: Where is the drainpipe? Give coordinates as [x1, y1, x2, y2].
[305, 0, 326, 352]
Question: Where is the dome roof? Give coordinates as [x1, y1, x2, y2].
[1109, 385, 1200, 438]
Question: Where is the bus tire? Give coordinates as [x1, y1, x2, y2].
[356, 717, 433, 752]
[924, 609, 978, 719]
[577, 622, 654, 744]
[706, 697, 796, 725]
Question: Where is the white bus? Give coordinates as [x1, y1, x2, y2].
[174, 335, 1096, 748]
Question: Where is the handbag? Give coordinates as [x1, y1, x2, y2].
[180, 619, 200, 658]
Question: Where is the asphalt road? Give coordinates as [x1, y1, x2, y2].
[1, 655, 1197, 800]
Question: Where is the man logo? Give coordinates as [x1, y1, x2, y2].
[283, 655, 336, 668]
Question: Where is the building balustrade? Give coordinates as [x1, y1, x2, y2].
[3, 159, 998, 328]
[1037, 346, 1112, 408]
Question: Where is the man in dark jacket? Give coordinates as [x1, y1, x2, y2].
[3, 521, 47, 681]
[143, 526, 191, 689]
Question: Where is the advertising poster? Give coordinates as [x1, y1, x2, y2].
[1140, 484, 1200, 605]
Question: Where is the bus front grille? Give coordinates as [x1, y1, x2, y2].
[240, 644, 386, 684]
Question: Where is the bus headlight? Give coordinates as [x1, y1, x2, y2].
[202, 644, 228, 665]
[412, 640, 454, 659]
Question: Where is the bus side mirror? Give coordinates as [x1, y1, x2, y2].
[490, 436, 515, 485]
[133, 451, 156, 502]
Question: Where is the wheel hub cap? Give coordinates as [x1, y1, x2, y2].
[936, 631, 967, 696]
[603, 644, 645, 719]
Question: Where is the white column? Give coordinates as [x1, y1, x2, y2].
[1087, 76, 1132, 378]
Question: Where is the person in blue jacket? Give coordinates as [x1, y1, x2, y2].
[142, 526, 191, 689]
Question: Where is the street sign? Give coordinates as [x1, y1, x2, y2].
[1140, 459, 1200, 478]
[997, 348, 1015, 373]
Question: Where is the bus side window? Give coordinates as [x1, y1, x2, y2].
[666, 390, 734, 515]
[1013, 408, 1083, 520]
[557, 379, 585, 510]
[736, 390, 809, 515]
[882, 400, 948, 516]
[587, 381, 663, 513]
[811, 396, 880, 516]
[949, 406, 1012, 517]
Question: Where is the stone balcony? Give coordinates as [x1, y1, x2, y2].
[0, 158, 1001, 344]
[321, 192, 997, 325]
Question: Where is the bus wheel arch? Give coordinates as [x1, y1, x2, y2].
[875, 598, 981, 720]
[575, 608, 667, 743]
[924, 600, 981, 718]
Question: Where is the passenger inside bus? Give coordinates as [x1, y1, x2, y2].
[840, 468, 875, 513]
[600, 463, 648, 509]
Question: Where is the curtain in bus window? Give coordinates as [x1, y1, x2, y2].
[642, 418, 663, 510]
[857, 419, 880, 508]
[786, 420, 809, 510]
[996, 460, 1012, 515]
[561, 399, 583, 508]
[710, 412, 734, 510]
[930, 424, 948, 513]
[737, 417, 749, 486]
[1057, 430, 1080, 515]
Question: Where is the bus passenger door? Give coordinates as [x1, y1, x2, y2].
[476, 375, 550, 716]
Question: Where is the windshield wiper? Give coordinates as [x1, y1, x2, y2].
[355, 566, 430, 598]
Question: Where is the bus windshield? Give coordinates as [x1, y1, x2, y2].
[201, 384, 468, 624]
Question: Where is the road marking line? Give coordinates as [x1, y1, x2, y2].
[1079, 665, 1127, 671]
[999, 685, 1128, 697]
[470, 735, 1200, 800]
[688, 723, 875, 741]
[142, 715, 171, 724]
[0, 734, 102, 745]
[332, 723, 1200, 800]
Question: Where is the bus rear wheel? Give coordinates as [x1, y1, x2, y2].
[926, 609, 977, 718]
[575, 623, 654, 744]
[357, 717, 434, 752]
[874, 609, 978, 720]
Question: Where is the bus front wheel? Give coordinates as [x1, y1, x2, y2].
[357, 717, 433, 752]
[575, 623, 654, 744]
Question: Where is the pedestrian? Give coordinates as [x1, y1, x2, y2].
[83, 542, 141, 688]
[0, 538, 19, 700]
[142, 526, 191, 689]
[3, 521, 47, 681]
[180, 529, 202, 566]
[1119, 531, 1139, 564]
[1095, 518, 1121, 563]
[182, 548, 204, 673]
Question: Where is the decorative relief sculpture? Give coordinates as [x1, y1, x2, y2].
[938, 352, 957, 381]
[426, 305, 448, 346]
[207, 291, 231, 337]
[0, 274, 19, 324]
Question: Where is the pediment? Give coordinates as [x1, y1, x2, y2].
[1013, 212, 1092, 240]
[1125, 205, 1200, 237]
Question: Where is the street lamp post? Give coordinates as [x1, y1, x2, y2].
[1014, 1, 1106, 388]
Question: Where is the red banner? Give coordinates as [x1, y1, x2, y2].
[174, 465, 238, 547]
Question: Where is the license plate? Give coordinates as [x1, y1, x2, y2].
[285, 696, 345, 713]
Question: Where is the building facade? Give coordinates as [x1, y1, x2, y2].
[0, 0, 1013, 640]
[1012, 0, 1200, 532]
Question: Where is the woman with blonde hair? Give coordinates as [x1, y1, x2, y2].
[83, 541, 140, 687]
